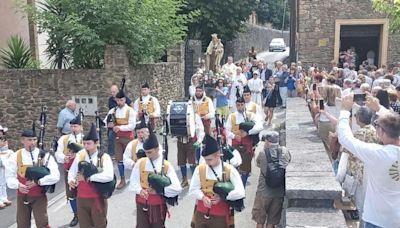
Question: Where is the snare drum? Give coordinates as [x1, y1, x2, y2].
[167, 101, 195, 137]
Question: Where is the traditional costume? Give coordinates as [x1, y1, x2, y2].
[129, 133, 182, 228]
[55, 115, 84, 226]
[133, 82, 161, 131]
[177, 113, 205, 187]
[67, 123, 115, 228]
[192, 87, 215, 135]
[6, 129, 60, 227]
[243, 86, 265, 120]
[0, 128, 13, 209]
[106, 88, 136, 189]
[225, 97, 263, 186]
[123, 117, 148, 170]
[189, 135, 245, 228]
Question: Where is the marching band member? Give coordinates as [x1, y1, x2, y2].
[6, 129, 60, 227]
[55, 115, 84, 226]
[123, 117, 150, 170]
[242, 86, 265, 120]
[106, 88, 136, 189]
[177, 113, 205, 187]
[192, 86, 215, 135]
[0, 126, 13, 209]
[133, 82, 161, 131]
[225, 97, 263, 186]
[189, 135, 245, 228]
[68, 124, 114, 228]
[129, 133, 182, 228]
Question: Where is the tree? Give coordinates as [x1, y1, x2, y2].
[0, 35, 37, 69]
[372, 0, 400, 32]
[256, 0, 289, 30]
[182, 0, 258, 46]
[27, 0, 189, 68]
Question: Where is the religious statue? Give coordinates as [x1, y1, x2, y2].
[205, 34, 224, 73]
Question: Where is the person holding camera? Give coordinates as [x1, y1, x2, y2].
[338, 94, 400, 228]
[252, 131, 291, 228]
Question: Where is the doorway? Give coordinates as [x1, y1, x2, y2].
[339, 25, 380, 69]
[334, 19, 389, 68]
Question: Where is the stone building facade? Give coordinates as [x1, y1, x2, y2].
[294, 0, 400, 69]
[0, 45, 184, 149]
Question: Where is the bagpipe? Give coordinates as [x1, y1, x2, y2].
[208, 115, 244, 218]
[77, 117, 116, 199]
[23, 107, 56, 204]
[77, 153, 116, 199]
[145, 127, 178, 209]
[214, 114, 234, 161]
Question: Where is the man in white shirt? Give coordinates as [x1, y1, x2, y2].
[129, 133, 182, 228]
[6, 129, 60, 227]
[225, 97, 263, 186]
[338, 94, 400, 228]
[189, 135, 245, 227]
[133, 82, 161, 131]
[55, 115, 84, 227]
[106, 88, 136, 189]
[68, 123, 114, 228]
[222, 56, 237, 77]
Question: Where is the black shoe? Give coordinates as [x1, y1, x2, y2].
[69, 215, 79, 227]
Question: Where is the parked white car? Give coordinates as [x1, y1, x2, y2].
[269, 38, 286, 52]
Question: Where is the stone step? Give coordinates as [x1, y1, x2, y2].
[286, 207, 347, 228]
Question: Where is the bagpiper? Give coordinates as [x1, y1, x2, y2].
[68, 123, 115, 228]
[123, 116, 149, 170]
[129, 132, 182, 228]
[177, 113, 205, 187]
[6, 128, 60, 227]
[133, 82, 161, 131]
[225, 96, 263, 186]
[242, 85, 265, 119]
[55, 115, 84, 226]
[189, 135, 245, 228]
[192, 86, 215, 135]
[106, 88, 137, 189]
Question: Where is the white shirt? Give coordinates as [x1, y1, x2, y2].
[247, 78, 263, 93]
[106, 104, 136, 131]
[128, 151, 182, 198]
[194, 114, 205, 143]
[225, 111, 263, 140]
[0, 148, 13, 168]
[55, 133, 83, 163]
[222, 63, 237, 77]
[6, 148, 60, 189]
[123, 139, 145, 170]
[338, 110, 400, 227]
[189, 162, 245, 201]
[245, 101, 265, 120]
[133, 95, 161, 117]
[67, 150, 114, 183]
[193, 96, 215, 120]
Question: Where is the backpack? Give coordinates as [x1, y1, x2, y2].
[263, 147, 286, 188]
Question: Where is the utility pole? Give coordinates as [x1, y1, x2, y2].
[281, 0, 287, 36]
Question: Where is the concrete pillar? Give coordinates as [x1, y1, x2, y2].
[104, 45, 130, 70]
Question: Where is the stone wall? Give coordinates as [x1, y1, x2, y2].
[225, 24, 290, 62]
[298, 0, 400, 69]
[0, 46, 184, 149]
